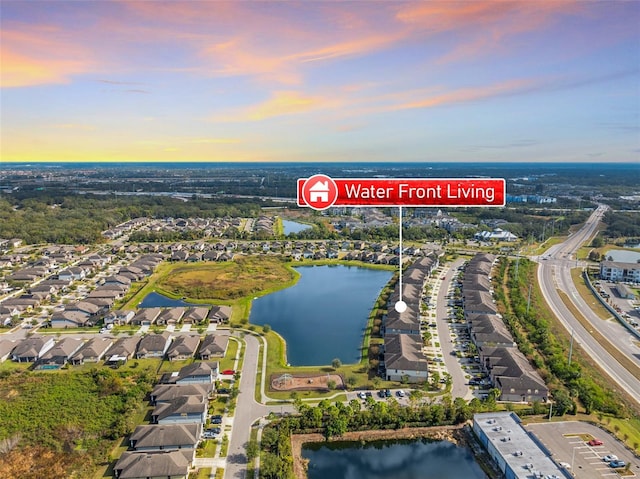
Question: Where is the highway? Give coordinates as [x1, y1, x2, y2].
[537, 205, 640, 405]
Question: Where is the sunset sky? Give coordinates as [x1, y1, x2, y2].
[1, 0, 639, 163]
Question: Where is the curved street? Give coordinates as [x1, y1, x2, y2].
[536, 205, 640, 404]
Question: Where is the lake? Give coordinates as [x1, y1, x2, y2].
[282, 219, 312, 235]
[249, 265, 393, 366]
[605, 249, 640, 263]
[138, 291, 200, 308]
[303, 438, 487, 479]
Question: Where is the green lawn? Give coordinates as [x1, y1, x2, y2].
[219, 337, 239, 372]
[192, 467, 212, 479]
[157, 257, 299, 301]
[196, 439, 217, 458]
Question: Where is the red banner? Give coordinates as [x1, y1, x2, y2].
[297, 175, 505, 210]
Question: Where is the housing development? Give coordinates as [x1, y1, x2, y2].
[0, 163, 639, 479]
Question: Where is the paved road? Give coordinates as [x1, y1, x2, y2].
[537, 205, 640, 405]
[225, 333, 293, 479]
[435, 258, 474, 400]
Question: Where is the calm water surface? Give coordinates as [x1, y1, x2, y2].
[605, 249, 640, 263]
[303, 439, 488, 479]
[138, 291, 199, 308]
[249, 265, 392, 366]
[282, 219, 312, 235]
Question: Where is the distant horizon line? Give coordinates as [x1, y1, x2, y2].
[2, 160, 638, 165]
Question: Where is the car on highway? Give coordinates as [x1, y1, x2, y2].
[587, 438, 603, 446]
[609, 460, 626, 468]
[602, 454, 618, 463]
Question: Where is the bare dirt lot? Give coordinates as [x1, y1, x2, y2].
[270, 373, 344, 391]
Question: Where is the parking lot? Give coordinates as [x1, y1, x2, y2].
[526, 421, 639, 479]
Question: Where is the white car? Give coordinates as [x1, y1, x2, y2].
[358, 392, 366, 400]
[396, 390, 405, 397]
[602, 454, 618, 463]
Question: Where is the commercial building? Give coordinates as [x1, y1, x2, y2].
[473, 412, 568, 479]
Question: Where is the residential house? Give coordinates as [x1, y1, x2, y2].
[198, 335, 229, 360]
[12, 337, 55, 362]
[0, 340, 17, 362]
[462, 290, 498, 316]
[174, 361, 217, 384]
[166, 335, 200, 361]
[50, 310, 93, 328]
[182, 307, 209, 324]
[207, 305, 231, 323]
[479, 346, 548, 402]
[131, 308, 162, 326]
[152, 396, 207, 424]
[0, 305, 20, 323]
[157, 308, 186, 326]
[38, 337, 84, 368]
[467, 314, 515, 349]
[66, 300, 104, 317]
[2, 297, 39, 312]
[113, 450, 191, 479]
[87, 287, 124, 300]
[104, 275, 132, 289]
[57, 267, 86, 281]
[383, 333, 428, 383]
[129, 423, 200, 453]
[105, 336, 140, 364]
[70, 337, 114, 364]
[384, 307, 421, 335]
[104, 309, 135, 326]
[150, 383, 212, 405]
[136, 332, 172, 359]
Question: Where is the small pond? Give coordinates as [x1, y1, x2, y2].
[282, 219, 312, 235]
[249, 265, 393, 366]
[303, 438, 488, 479]
[604, 249, 640, 263]
[138, 291, 199, 308]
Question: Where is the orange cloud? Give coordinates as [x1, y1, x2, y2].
[1, 26, 95, 87]
[215, 91, 332, 122]
[396, 1, 584, 64]
[391, 78, 538, 110]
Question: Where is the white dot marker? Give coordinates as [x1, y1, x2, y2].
[395, 300, 407, 313]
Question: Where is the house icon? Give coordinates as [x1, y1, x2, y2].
[308, 181, 330, 203]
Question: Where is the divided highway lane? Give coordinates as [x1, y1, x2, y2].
[537, 206, 640, 405]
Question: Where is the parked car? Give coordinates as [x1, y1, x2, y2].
[396, 390, 405, 397]
[609, 460, 626, 468]
[210, 416, 223, 424]
[602, 454, 618, 463]
[384, 389, 392, 397]
[377, 390, 385, 398]
[365, 391, 373, 398]
[587, 439, 603, 446]
[358, 391, 366, 400]
[222, 369, 235, 375]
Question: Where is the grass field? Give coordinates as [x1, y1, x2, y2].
[570, 269, 613, 321]
[157, 256, 299, 301]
